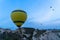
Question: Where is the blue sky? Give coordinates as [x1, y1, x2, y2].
[0, 0, 60, 30]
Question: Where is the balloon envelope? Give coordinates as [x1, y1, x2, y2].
[11, 10, 27, 27]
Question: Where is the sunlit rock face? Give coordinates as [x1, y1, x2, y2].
[0, 28, 60, 40]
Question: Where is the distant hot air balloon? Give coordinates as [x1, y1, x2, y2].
[50, 6, 52, 8]
[11, 10, 27, 28]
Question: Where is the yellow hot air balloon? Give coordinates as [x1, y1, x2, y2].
[11, 10, 27, 28]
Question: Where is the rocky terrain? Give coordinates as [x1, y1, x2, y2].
[0, 28, 60, 40]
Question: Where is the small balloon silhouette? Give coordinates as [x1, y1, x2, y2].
[50, 6, 52, 8]
[11, 10, 27, 28]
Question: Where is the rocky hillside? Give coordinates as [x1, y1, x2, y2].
[0, 28, 60, 40]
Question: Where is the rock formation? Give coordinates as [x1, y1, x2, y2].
[0, 28, 60, 40]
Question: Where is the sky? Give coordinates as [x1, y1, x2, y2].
[0, 0, 60, 30]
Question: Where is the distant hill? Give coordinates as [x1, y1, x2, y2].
[0, 28, 60, 40]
